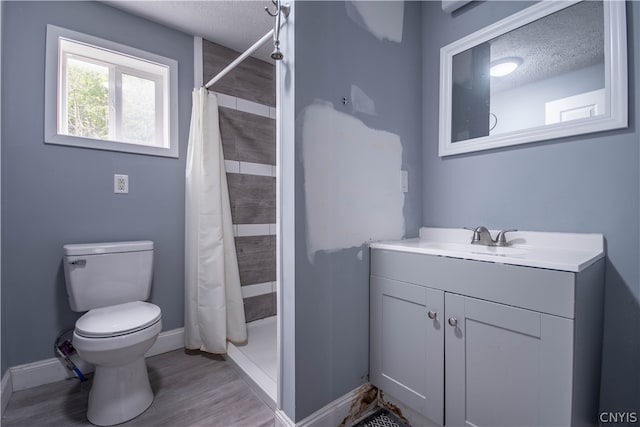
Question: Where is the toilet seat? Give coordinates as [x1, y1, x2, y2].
[76, 301, 161, 338]
[73, 319, 162, 355]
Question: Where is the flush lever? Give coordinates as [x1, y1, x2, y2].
[68, 259, 86, 266]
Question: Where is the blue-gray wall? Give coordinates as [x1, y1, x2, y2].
[285, 1, 423, 420]
[0, 0, 4, 379]
[422, 0, 639, 414]
[1, 1, 193, 375]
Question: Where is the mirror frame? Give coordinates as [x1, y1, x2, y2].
[438, 0, 627, 157]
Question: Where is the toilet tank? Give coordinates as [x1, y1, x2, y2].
[63, 241, 154, 312]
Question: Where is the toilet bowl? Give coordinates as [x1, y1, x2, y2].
[63, 241, 161, 426]
[72, 301, 162, 426]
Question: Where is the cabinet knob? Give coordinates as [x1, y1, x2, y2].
[427, 310, 437, 320]
[448, 317, 458, 327]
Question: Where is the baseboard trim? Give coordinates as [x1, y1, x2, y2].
[1, 371, 13, 415]
[146, 327, 184, 358]
[8, 327, 185, 394]
[275, 409, 296, 427]
[10, 357, 72, 391]
[275, 384, 372, 427]
[298, 383, 371, 427]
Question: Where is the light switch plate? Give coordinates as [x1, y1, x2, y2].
[401, 170, 408, 193]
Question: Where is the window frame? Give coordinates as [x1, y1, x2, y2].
[45, 25, 179, 158]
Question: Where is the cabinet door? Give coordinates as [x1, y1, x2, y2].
[370, 276, 444, 425]
[445, 293, 573, 427]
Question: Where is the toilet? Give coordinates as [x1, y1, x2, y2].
[63, 241, 162, 426]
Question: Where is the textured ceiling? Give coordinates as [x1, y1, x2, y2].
[490, 1, 604, 93]
[102, 1, 275, 63]
[104, 1, 604, 92]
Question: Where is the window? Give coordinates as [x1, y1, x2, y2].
[45, 25, 178, 157]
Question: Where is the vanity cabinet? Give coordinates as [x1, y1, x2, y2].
[370, 276, 445, 424]
[370, 248, 604, 427]
[444, 294, 573, 426]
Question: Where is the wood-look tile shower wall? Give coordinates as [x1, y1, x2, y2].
[203, 40, 276, 322]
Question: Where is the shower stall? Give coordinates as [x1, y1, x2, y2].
[196, 36, 281, 407]
[185, 1, 288, 407]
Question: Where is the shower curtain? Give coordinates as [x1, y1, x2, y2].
[185, 87, 247, 353]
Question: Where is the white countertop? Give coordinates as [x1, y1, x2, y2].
[369, 227, 604, 272]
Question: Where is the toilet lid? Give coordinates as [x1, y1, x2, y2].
[76, 301, 162, 338]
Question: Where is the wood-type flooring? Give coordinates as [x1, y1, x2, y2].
[2, 349, 275, 427]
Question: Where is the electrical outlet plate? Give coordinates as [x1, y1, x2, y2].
[114, 174, 129, 194]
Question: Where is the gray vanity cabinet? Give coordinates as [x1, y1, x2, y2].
[444, 293, 573, 426]
[370, 248, 604, 427]
[370, 276, 444, 425]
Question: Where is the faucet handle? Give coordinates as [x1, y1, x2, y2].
[464, 226, 490, 243]
[496, 229, 517, 246]
[464, 227, 481, 242]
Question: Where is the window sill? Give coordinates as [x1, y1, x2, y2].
[44, 133, 179, 158]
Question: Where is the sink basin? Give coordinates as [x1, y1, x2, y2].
[419, 242, 528, 257]
[369, 227, 605, 272]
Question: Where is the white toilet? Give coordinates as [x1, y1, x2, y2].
[63, 241, 162, 426]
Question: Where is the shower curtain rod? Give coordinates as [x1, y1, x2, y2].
[204, 29, 274, 89]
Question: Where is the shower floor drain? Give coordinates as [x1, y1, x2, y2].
[353, 408, 411, 427]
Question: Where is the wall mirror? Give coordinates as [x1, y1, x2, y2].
[438, 0, 627, 157]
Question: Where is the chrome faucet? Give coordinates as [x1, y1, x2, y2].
[465, 226, 517, 247]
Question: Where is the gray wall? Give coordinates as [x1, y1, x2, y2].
[0, 0, 3, 381]
[1, 1, 193, 375]
[285, 1, 423, 420]
[422, 0, 639, 415]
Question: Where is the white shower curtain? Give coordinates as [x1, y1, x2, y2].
[185, 87, 247, 353]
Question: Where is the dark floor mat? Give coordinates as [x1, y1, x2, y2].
[353, 408, 411, 427]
